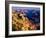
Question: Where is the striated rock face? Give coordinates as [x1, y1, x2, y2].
[12, 11, 39, 31]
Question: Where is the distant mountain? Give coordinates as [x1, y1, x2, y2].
[24, 9, 40, 23]
[12, 7, 40, 23]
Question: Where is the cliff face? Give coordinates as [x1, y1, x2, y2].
[12, 11, 38, 31]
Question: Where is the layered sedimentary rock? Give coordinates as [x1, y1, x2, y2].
[12, 11, 38, 31]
